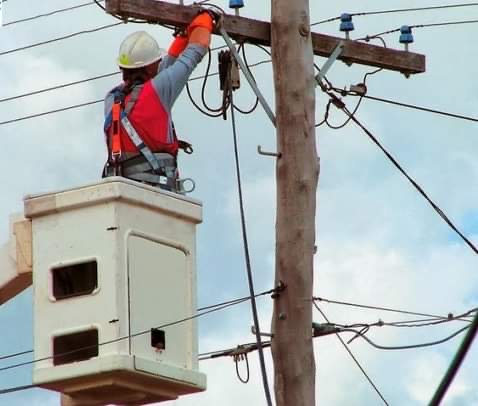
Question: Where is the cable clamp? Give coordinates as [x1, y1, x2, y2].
[330, 94, 346, 109]
[229, 343, 255, 358]
[271, 280, 286, 299]
[312, 322, 341, 337]
[349, 83, 367, 96]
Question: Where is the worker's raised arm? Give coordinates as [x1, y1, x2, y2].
[152, 12, 214, 110]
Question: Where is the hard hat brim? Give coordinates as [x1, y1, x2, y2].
[117, 47, 167, 69]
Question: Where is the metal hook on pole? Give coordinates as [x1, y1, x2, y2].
[257, 145, 281, 158]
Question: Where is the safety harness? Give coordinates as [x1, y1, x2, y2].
[103, 83, 194, 193]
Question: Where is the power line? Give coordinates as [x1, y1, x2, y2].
[365, 18, 478, 40]
[0, 349, 33, 362]
[360, 94, 478, 123]
[3, 1, 105, 27]
[315, 297, 474, 323]
[0, 44, 236, 105]
[313, 302, 390, 406]
[0, 73, 118, 104]
[0, 99, 103, 126]
[320, 90, 478, 256]
[228, 84, 273, 406]
[428, 312, 478, 405]
[311, 3, 478, 26]
[0, 289, 274, 371]
[0, 23, 122, 58]
[0, 59, 271, 125]
[341, 325, 470, 351]
[0, 384, 37, 396]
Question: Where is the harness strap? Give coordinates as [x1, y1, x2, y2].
[122, 155, 176, 177]
[111, 101, 122, 159]
[121, 116, 162, 173]
[124, 84, 143, 116]
[127, 172, 177, 191]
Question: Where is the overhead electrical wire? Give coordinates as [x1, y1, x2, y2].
[341, 325, 470, 351]
[0, 99, 103, 126]
[331, 308, 476, 338]
[318, 84, 478, 256]
[360, 94, 478, 123]
[0, 73, 118, 104]
[428, 312, 478, 405]
[0, 59, 271, 125]
[0, 289, 274, 371]
[313, 302, 390, 406]
[3, 1, 105, 27]
[228, 77, 273, 406]
[339, 103, 478, 256]
[364, 18, 478, 40]
[315, 296, 474, 323]
[311, 3, 478, 26]
[0, 384, 37, 396]
[0, 23, 122, 58]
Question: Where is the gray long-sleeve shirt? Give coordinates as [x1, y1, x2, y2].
[104, 44, 207, 144]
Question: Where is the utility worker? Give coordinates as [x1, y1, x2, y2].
[103, 11, 215, 193]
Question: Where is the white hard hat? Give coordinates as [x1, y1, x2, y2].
[117, 31, 166, 69]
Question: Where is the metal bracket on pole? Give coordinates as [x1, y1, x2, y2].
[218, 24, 276, 127]
[315, 41, 345, 86]
[252, 325, 274, 338]
[257, 145, 281, 158]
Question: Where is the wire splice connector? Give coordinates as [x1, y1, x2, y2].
[339, 13, 354, 39]
[312, 322, 341, 337]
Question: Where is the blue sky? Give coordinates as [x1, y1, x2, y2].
[1, 0, 478, 405]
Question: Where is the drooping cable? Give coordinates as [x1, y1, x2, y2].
[338, 104, 478, 256]
[228, 86, 273, 406]
[232, 43, 259, 115]
[0, 289, 274, 373]
[313, 302, 390, 405]
[428, 312, 478, 405]
[341, 325, 470, 351]
[315, 296, 474, 323]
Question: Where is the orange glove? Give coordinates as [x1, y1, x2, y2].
[168, 34, 189, 57]
[187, 11, 214, 36]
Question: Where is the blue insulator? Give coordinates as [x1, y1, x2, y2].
[399, 25, 414, 44]
[339, 13, 354, 33]
[229, 0, 244, 9]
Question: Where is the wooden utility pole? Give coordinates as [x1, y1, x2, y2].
[270, 1, 317, 405]
[103, 1, 425, 405]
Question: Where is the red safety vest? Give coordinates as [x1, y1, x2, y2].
[105, 80, 179, 157]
